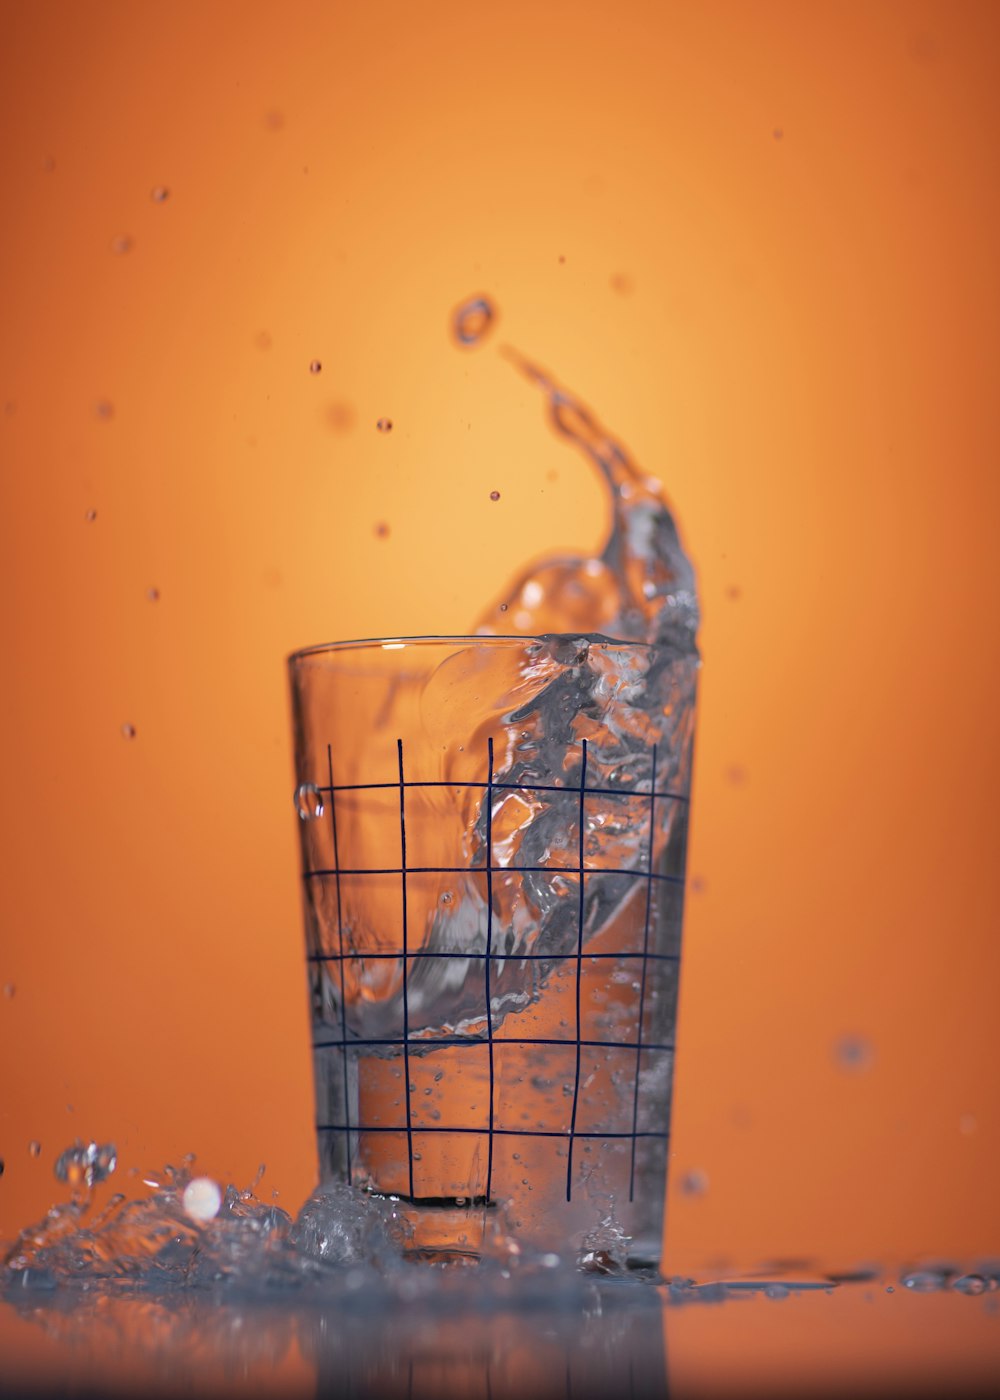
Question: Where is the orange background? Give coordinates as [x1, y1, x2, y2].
[1, 0, 998, 1278]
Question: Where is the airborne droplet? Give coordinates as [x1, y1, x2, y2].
[54, 1140, 117, 1188]
[451, 295, 495, 348]
[309, 360, 322, 375]
[151, 186, 170, 202]
[489, 490, 501, 502]
[295, 784, 324, 820]
[376, 418, 393, 433]
[121, 723, 136, 739]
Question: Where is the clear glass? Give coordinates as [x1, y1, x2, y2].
[288, 634, 697, 1265]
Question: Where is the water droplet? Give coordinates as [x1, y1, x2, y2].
[111, 235, 133, 255]
[121, 723, 136, 740]
[29, 1141, 41, 1157]
[765, 1283, 789, 1299]
[499, 603, 508, 613]
[558, 254, 566, 264]
[374, 522, 390, 539]
[295, 784, 324, 820]
[835, 1035, 873, 1072]
[885, 1285, 894, 1293]
[433, 1071, 444, 1083]
[678, 1168, 709, 1197]
[489, 490, 501, 502]
[85, 509, 97, 523]
[54, 1140, 117, 1188]
[376, 418, 393, 433]
[146, 587, 160, 602]
[151, 186, 170, 202]
[182, 1176, 222, 1222]
[901, 1269, 947, 1293]
[952, 1274, 988, 1295]
[3, 983, 14, 998]
[439, 891, 453, 905]
[95, 400, 114, 421]
[309, 360, 322, 375]
[451, 295, 495, 348]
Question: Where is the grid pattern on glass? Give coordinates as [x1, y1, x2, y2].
[306, 736, 686, 1203]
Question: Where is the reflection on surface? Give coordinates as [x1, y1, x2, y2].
[1, 1264, 999, 1399]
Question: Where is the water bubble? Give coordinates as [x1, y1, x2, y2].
[111, 235, 133, 255]
[309, 360, 322, 375]
[29, 1141, 41, 1157]
[451, 295, 495, 348]
[85, 509, 97, 523]
[678, 1169, 708, 1197]
[295, 784, 324, 820]
[121, 723, 136, 740]
[182, 1176, 222, 1222]
[376, 418, 393, 433]
[835, 1035, 874, 1072]
[952, 1274, 988, 1295]
[439, 891, 453, 905]
[489, 490, 501, 502]
[151, 186, 170, 202]
[54, 1141, 117, 1189]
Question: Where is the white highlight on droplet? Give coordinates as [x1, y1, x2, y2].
[182, 1176, 222, 1222]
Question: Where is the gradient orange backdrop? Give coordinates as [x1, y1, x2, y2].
[1, 0, 998, 1286]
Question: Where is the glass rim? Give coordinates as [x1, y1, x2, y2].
[287, 632, 657, 663]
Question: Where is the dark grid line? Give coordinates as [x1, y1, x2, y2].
[326, 744, 351, 1180]
[484, 736, 496, 1203]
[397, 738, 415, 1200]
[316, 1124, 669, 1140]
[315, 778, 688, 804]
[304, 865, 684, 885]
[308, 950, 679, 964]
[565, 738, 588, 1201]
[629, 741, 657, 1201]
[313, 1036, 675, 1052]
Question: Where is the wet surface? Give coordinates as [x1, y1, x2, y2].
[2, 1261, 998, 1399]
